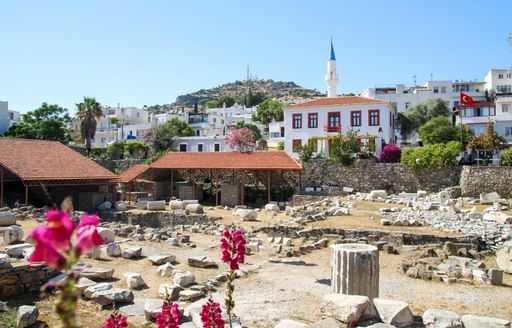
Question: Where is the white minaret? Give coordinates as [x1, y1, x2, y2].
[325, 39, 339, 98]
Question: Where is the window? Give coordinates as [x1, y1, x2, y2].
[214, 143, 220, 152]
[503, 104, 510, 113]
[270, 132, 280, 138]
[179, 144, 187, 152]
[351, 111, 362, 127]
[506, 127, 512, 138]
[197, 144, 203, 152]
[405, 102, 411, 109]
[308, 113, 318, 128]
[441, 86, 446, 93]
[196, 130, 200, 136]
[499, 74, 504, 79]
[308, 139, 318, 152]
[507, 73, 512, 79]
[497, 85, 512, 93]
[327, 112, 340, 132]
[292, 139, 302, 153]
[221, 119, 224, 124]
[433, 86, 439, 93]
[292, 114, 302, 129]
[213, 118, 216, 123]
[369, 110, 380, 126]
[280, 127, 285, 137]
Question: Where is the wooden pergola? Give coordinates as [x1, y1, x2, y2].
[150, 151, 302, 206]
[0, 138, 118, 208]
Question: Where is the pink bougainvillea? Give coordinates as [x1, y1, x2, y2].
[379, 144, 402, 163]
[224, 128, 256, 153]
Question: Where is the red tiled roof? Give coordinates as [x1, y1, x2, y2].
[151, 151, 301, 170]
[118, 165, 150, 183]
[286, 96, 390, 109]
[0, 138, 118, 182]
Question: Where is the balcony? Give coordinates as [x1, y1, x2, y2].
[324, 124, 341, 133]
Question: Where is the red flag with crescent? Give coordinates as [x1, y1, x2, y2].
[460, 92, 474, 106]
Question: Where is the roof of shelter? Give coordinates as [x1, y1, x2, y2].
[286, 96, 390, 109]
[151, 151, 301, 170]
[118, 165, 150, 183]
[0, 138, 118, 182]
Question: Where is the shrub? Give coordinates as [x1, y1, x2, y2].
[277, 141, 284, 150]
[124, 140, 149, 158]
[107, 141, 125, 159]
[89, 146, 107, 159]
[501, 147, 512, 166]
[298, 141, 315, 162]
[380, 144, 402, 163]
[401, 141, 460, 169]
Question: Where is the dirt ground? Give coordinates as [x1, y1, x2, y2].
[3, 199, 512, 327]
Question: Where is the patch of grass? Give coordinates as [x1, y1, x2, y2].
[0, 307, 17, 328]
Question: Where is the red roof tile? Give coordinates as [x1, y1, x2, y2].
[0, 138, 118, 182]
[286, 96, 390, 109]
[118, 165, 150, 183]
[151, 151, 301, 170]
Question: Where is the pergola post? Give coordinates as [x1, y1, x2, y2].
[241, 172, 244, 206]
[280, 170, 284, 201]
[210, 170, 213, 198]
[25, 184, 28, 205]
[191, 170, 196, 199]
[0, 167, 3, 208]
[112, 183, 117, 202]
[215, 173, 219, 207]
[170, 169, 174, 199]
[267, 170, 271, 203]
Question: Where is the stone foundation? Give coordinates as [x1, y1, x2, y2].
[99, 211, 220, 228]
[0, 262, 60, 298]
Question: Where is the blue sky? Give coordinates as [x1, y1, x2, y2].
[1, 0, 511, 115]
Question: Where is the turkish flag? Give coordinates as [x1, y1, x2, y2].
[460, 92, 474, 106]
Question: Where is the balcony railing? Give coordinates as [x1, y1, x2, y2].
[324, 124, 341, 133]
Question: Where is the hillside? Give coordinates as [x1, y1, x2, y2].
[172, 79, 323, 108]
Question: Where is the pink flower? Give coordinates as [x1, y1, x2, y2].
[156, 302, 180, 328]
[200, 296, 225, 328]
[76, 214, 104, 255]
[42, 210, 74, 251]
[28, 227, 66, 269]
[220, 228, 246, 271]
[102, 310, 128, 328]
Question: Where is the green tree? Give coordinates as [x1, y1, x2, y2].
[205, 100, 220, 109]
[401, 141, 461, 169]
[76, 97, 103, 152]
[252, 99, 284, 124]
[193, 100, 199, 113]
[218, 96, 235, 108]
[4, 103, 71, 142]
[418, 116, 473, 147]
[234, 120, 262, 141]
[468, 120, 507, 152]
[142, 118, 194, 152]
[109, 117, 120, 141]
[407, 98, 451, 129]
[395, 112, 415, 143]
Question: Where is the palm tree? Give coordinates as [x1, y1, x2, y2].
[109, 117, 120, 141]
[76, 97, 102, 153]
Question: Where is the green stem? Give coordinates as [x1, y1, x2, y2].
[225, 271, 234, 328]
[57, 253, 79, 328]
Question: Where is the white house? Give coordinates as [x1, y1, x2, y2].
[284, 96, 395, 157]
[284, 41, 396, 157]
[92, 105, 150, 146]
[173, 136, 228, 152]
[0, 101, 21, 135]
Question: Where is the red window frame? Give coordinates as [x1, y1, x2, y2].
[292, 114, 302, 129]
[292, 139, 302, 152]
[369, 109, 380, 126]
[308, 112, 318, 128]
[351, 110, 362, 127]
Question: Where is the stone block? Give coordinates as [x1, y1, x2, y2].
[0, 211, 16, 226]
[17, 305, 38, 328]
[321, 294, 372, 324]
[5, 243, 32, 258]
[373, 298, 414, 327]
[123, 272, 145, 290]
[461, 315, 510, 328]
[265, 203, 280, 212]
[106, 243, 122, 257]
[480, 192, 502, 205]
[496, 246, 512, 273]
[158, 283, 182, 300]
[369, 190, 387, 199]
[188, 256, 217, 268]
[488, 268, 503, 286]
[147, 200, 166, 211]
[274, 320, 308, 328]
[422, 308, 462, 328]
[97, 227, 115, 243]
[115, 201, 128, 211]
[169, 200, 185, 209]
[91, 288, 134, 306]
[185, 203, 203, 214]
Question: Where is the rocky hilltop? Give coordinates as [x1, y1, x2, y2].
[173, 79, 322, 108]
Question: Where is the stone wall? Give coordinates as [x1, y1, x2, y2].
[0, 262, 60, 298]
[301, 159, 461, 195]
[93, 159, 146, 172]
[99, 211, 220, 228]
[460, 166, 512, 198]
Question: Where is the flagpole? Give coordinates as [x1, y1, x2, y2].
[459, 93, 463, 151]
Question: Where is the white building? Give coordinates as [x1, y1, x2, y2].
[268, 121, 285, 148]
[92, 105, 150, 146]
[0, 101, 21, 135]
[284, 42, 395, 157]
[173, 136, 228, 152]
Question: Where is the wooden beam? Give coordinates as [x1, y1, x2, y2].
[170, 169, 174, 199]
[241, 172, 244, 206]
[267, 170, 271, 203]
[25, 184, 28, 206]
[215, 173, 219, 207]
